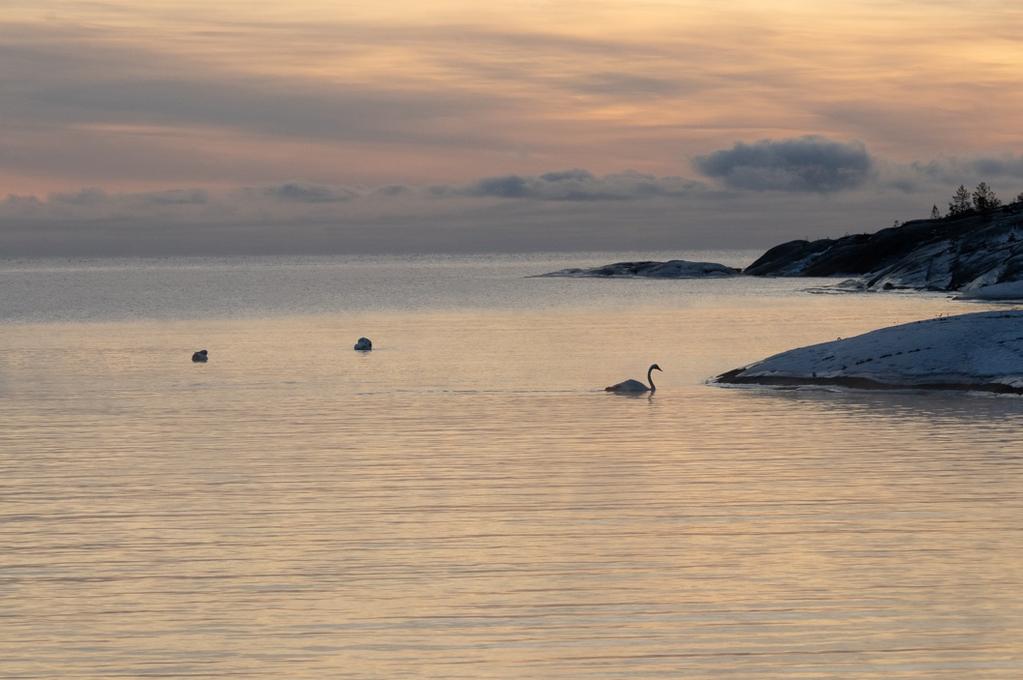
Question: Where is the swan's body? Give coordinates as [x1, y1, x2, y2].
[606, 378, 648, 393]
[354, 337, 373, 351]
[192, 349, 208, 363]
[605, 363, 661, 394]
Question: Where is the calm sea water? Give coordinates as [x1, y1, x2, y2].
[2, 253, 1021, 678]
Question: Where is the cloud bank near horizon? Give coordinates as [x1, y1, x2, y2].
[2, 170, 708, 219]
[4, 144, 1022, 256]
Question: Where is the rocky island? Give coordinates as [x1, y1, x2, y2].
[712, 311, 1023, 394]
[538, 259, 740, 278]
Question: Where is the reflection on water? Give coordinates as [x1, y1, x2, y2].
[1, 256, 1021, 678]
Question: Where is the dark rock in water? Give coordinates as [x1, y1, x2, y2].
[744, 203, 1023, 292]
[192, 349, 208, 363]
[354, 337, 373, 351]
[538, 259, 740, 279]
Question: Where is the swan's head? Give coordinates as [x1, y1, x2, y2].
[650, 363, 662, 372]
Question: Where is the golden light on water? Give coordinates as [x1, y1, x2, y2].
[2, 273, 1022, 676]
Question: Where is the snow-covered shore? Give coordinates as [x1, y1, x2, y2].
[712, 311, 1023, 394]
[537, 259, 739, 279]
[957, 281, 1023, 301]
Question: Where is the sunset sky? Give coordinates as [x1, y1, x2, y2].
[3, 0, 1023, 254]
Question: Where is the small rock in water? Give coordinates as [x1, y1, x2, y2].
[354, 337, 373, 351]
[538, 259, 738, 279]
[192, 349, 208, 363]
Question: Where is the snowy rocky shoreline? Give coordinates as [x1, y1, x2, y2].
[712, 311, 1023, 394]
[745, 203, 1023, 293]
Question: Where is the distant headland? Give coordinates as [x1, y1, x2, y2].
[540, 183, 1023, 295]
[745, 185, 1023, 293]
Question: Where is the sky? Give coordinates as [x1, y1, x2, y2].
[3, 0, 1023, 255]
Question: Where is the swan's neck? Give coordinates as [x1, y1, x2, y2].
[647, 366, 656, 392]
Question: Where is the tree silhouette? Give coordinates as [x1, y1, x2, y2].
[972, 182, 1001, 212]
[948, 185, 972, 217]
[930, 204, 941, 220]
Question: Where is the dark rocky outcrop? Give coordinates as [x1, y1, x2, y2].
[745, 203, 1023, 292]
[539, 259, 739, 279]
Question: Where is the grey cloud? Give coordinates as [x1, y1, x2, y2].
[887, 178, 920, 194]
[257, 183, 358, 203]
[4, 186, 211, 215]
[970, 156, 1023, 178]
[0, 180, 936, 258]
[0, 170, 707, 225]
[908, 156, 1023, 187]
[132, 189, 210, 206]
[694, 136, 873, 192]
[473, 176, 530, 199]
[462, 170, 704, 201]
[373, 185, 414, 197]
[51, 187, 109, 206]
[869, 160, 931, 194]
[0, 169, 713, 257]
[46, 187, 208, 209]
[1, 194, 43, 213]
[910, 160, 957, 183]
[539, 169, 594, 182]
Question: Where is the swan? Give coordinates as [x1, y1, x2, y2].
[605, 363, 661, 394]
[192, 349, 208, 363]
[354, 337, 373, 351]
